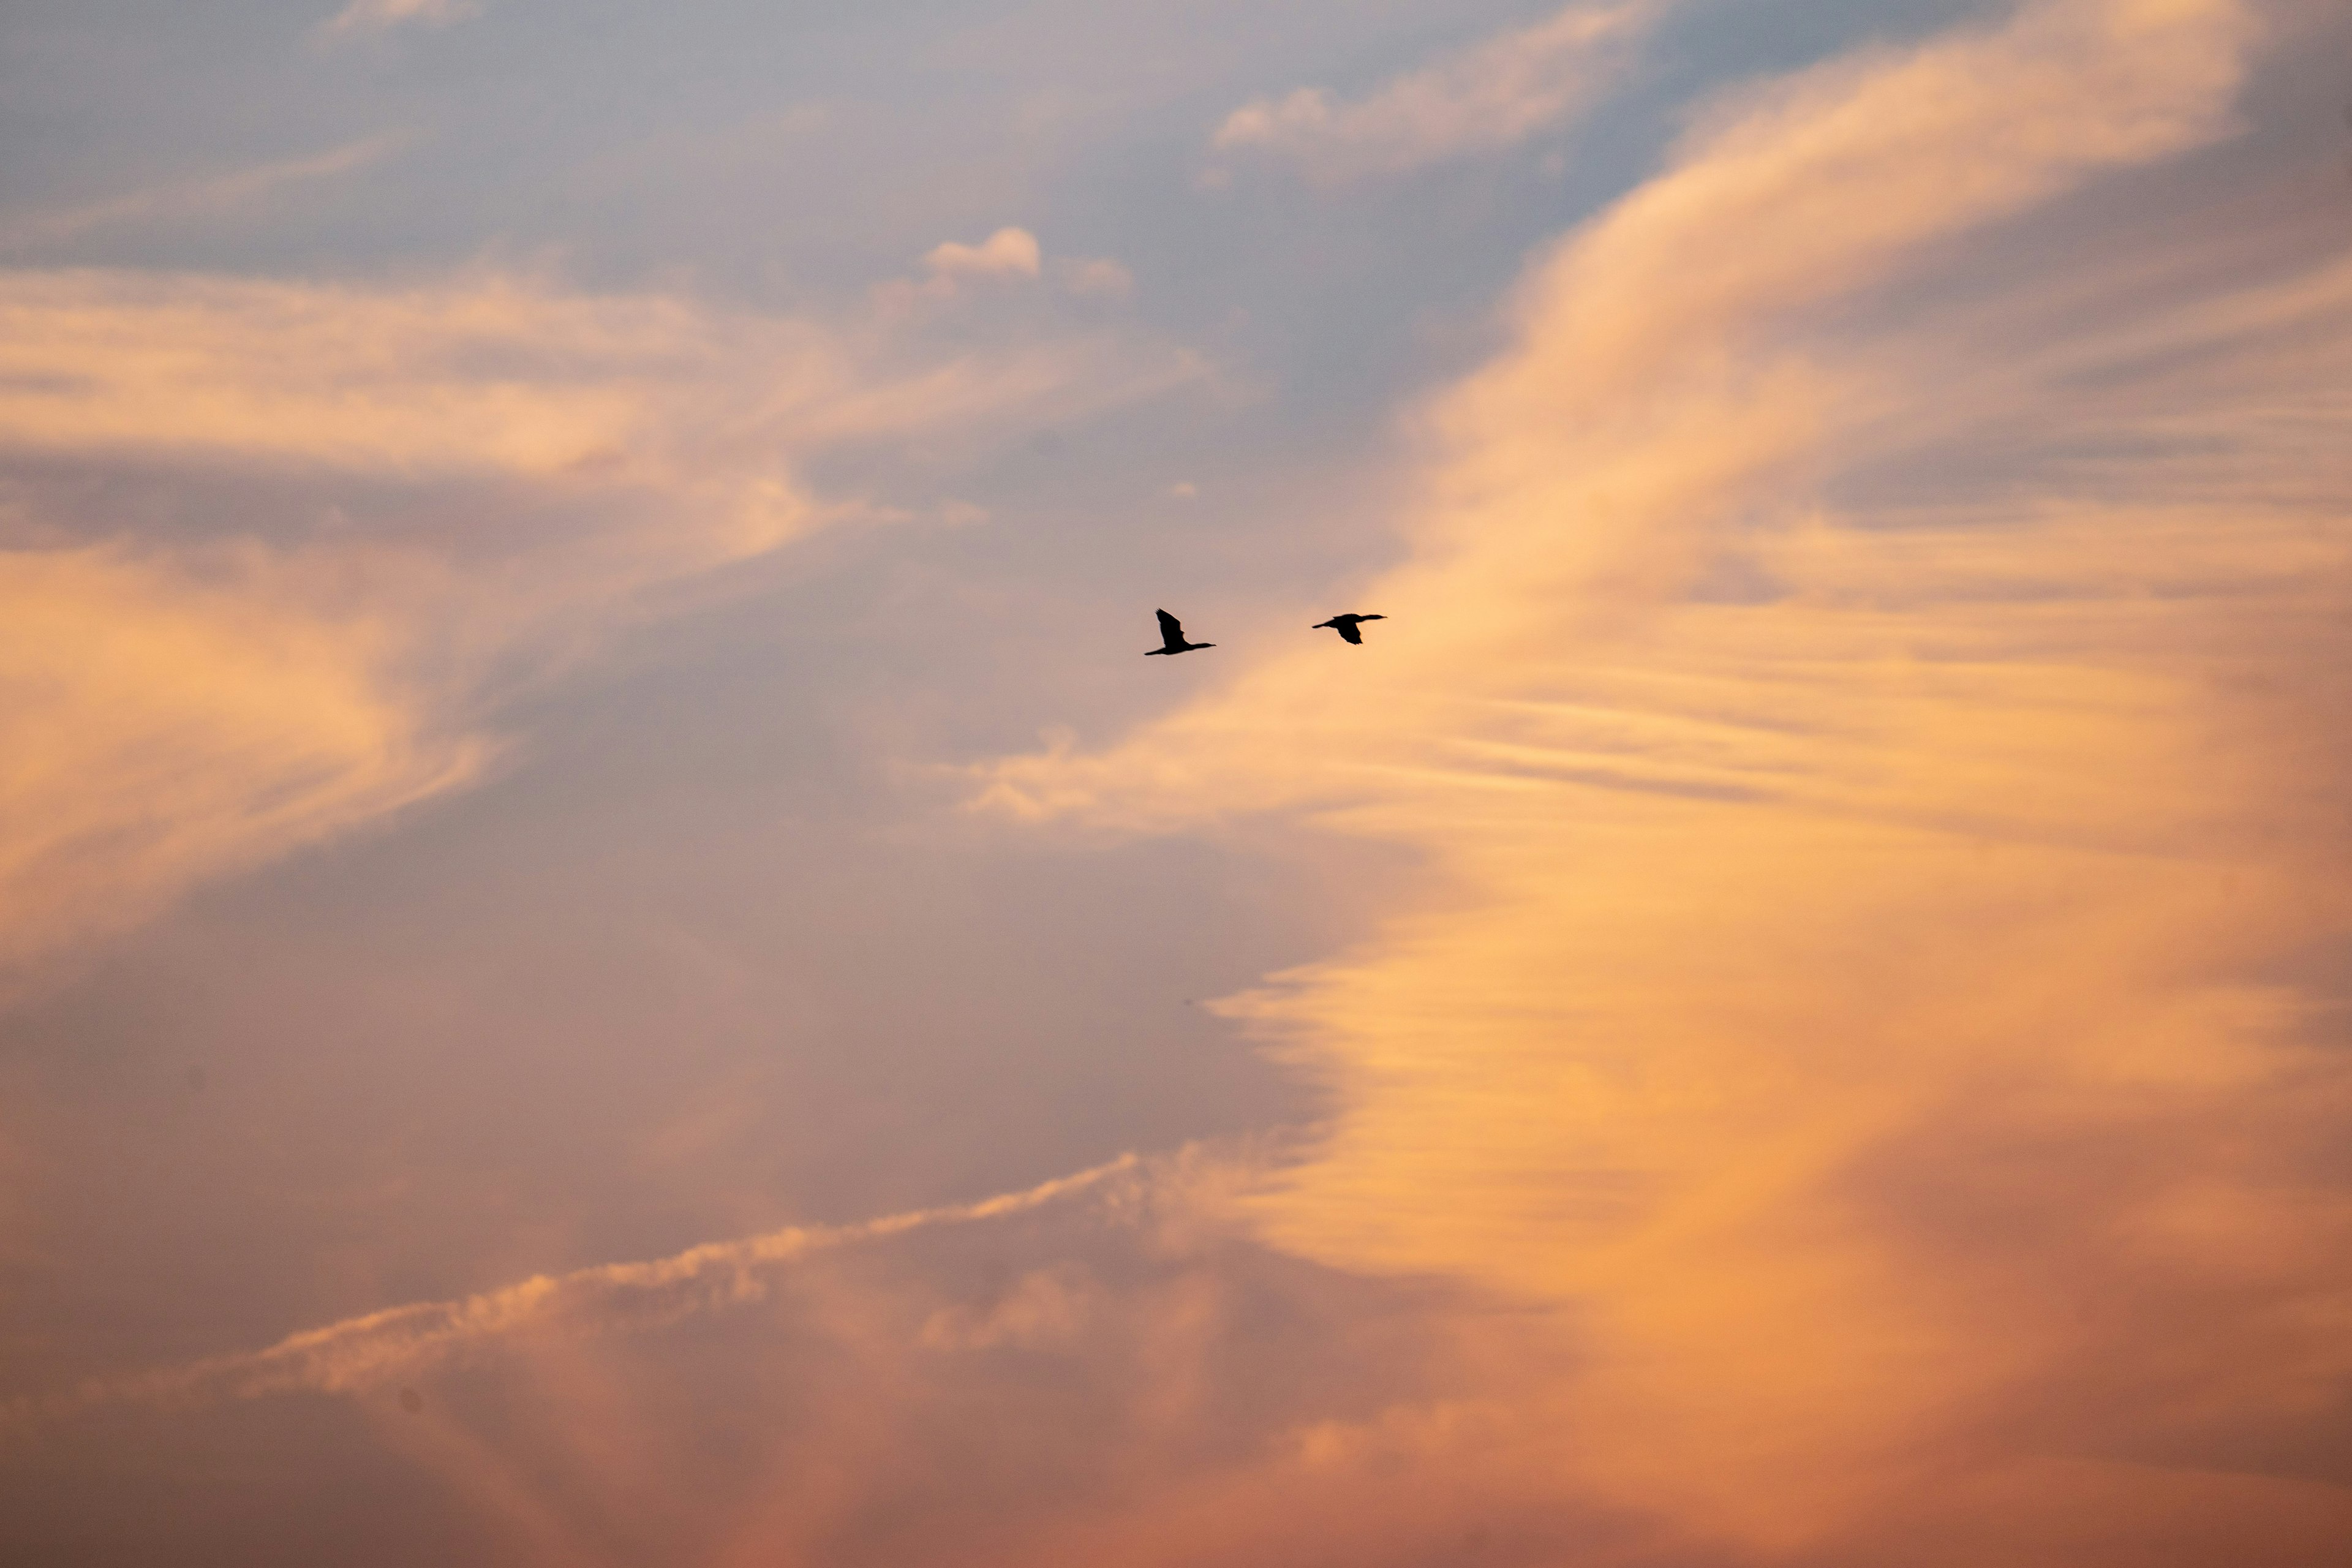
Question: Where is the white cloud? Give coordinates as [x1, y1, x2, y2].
[1213, 1, 1664, 183]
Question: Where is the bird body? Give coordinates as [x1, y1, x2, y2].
[1313, 612, 1386, 644]
[1147, 608, 1215, 655]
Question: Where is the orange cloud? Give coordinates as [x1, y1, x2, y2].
[15, 5, 2351, 1564]
[985, 0, 2352, 1558]
[0, 542, 480, 991]
[0, 267, 1147, 486]
[0, 265, 1187, 993]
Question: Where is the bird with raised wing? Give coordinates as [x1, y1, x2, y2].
[1146, 608, 1215, 655]
[1313, 612, 1386, 644]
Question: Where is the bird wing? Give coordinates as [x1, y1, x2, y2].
[1336, 620, 1363, 644]
[1155, 608, 1184, 648]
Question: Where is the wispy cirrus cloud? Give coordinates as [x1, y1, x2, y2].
[1, 1154, 1147, 1425]
[2, 1143, 1623, 1568]
[0, 266, 1152, 476]
[0, 543, 486, 989]
[1211, 1, 1665, 184]
[0, 135, 409, 252]
[0, 264, 1193, 993]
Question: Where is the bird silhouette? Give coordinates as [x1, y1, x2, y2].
[1147, 608, 1215, 655]
[1313, 612, 1385, 644]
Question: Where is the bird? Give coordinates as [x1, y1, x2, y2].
[1146, 608, 1215, 655]
[1313, 612, 1386, 644]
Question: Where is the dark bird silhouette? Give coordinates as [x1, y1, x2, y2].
[1313, 612, 1386, 644]
[1147, 608, 1215, 655]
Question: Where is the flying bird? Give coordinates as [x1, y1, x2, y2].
[1313, 612, 1386, 644]
[1146, 608, 1215, 655]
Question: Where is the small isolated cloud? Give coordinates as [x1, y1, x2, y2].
[882, 231, 1133, 312]
[1213, 1, 1662, 183]
[880, 227, 1063, 311]
[322, 0, 479, 39]
[1166, 481, 1197, 499]
[925, 226, 1041, 282]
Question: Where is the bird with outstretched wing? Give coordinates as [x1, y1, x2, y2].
[1146, 609, 1215, 655]
[1313, 612, 1386, 644]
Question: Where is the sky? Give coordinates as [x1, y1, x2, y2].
[4, 1, 2352, 1563]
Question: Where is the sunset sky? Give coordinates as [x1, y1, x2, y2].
[6, 1, 2352, 1563]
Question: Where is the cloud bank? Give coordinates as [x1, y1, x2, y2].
[992, 0, 2352, 1558]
